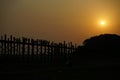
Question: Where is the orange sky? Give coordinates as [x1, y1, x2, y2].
[0, 0, 120, 45]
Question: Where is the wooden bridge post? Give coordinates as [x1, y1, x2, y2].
[22, 37, 25, 56]
[31, 39, 34, 56]
[10, 35, 13, 55]
[4, 34, 7, 55]
[51, 42, 54, 55]
[63, 41, 66, 54]
[27, 39, 30, 56]
[70, 42, 72, 54]
[7, 38, 10, 56]
[13, 37, 16, 55]
[1, 36, 3, 55]
[15, 38, 19, 56]
[36, 40, 39, 56]
[40, 40, 43, 55]
[47, 41, 50, 54]
[18, 38, 21, 56]
[44, 40, 46, 54]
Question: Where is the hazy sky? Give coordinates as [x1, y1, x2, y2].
[0, 0, 120, 45]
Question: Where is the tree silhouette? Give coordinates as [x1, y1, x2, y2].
[72, 34, 120, 69]
[83, 34, 120, 52]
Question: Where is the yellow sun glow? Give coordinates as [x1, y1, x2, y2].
[100, 21, 105, 26]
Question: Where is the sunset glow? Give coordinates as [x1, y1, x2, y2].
[0, 0, 120, 44]
[100, 20, 106, 27]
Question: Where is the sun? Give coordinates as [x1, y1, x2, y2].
[100, 20, 106, 26]
[96, 20, 107, 29]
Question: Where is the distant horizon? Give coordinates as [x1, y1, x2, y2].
[0, 33, 120, 46]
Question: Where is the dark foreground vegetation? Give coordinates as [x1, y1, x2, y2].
[0, 34, 120, 80]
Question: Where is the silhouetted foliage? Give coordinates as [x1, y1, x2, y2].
[83, 34, 120, 49]
[82, 34, 120, 56]
[72, 34, 120, 69]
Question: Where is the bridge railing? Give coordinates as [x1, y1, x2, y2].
[0, 34, 77, 56]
